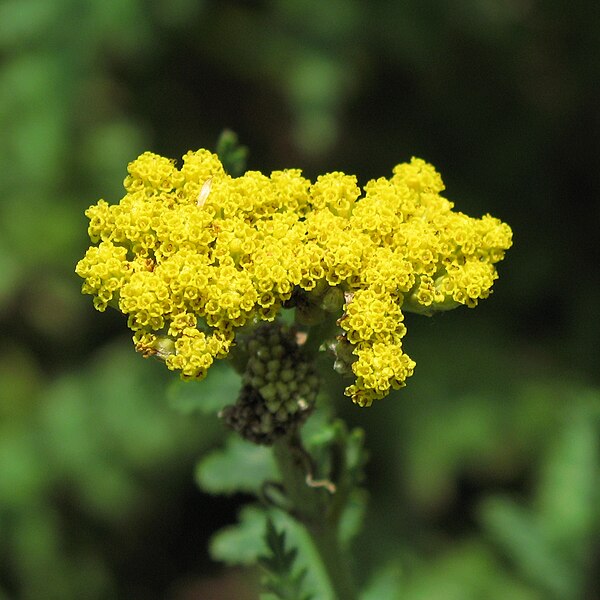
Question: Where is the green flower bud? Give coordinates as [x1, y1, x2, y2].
[260, 382, 278, 402]
[320, 287, 345, 313]
[220, 321, 320, 445]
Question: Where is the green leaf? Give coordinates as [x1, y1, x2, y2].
[211, 505, 335, 599]
[339, 488, 368, 545]
[259, 519, 312, 600]
[536, 400, 599, 556]
[260, 519, 297, 572]
[0, 0, 56, 48]
[479, 496, 574, 598]
[167, 360, 241, 415]
[301, 404, 336, 449]
[215, 129, 248, 177]
[210, 504, 269, 566]
[360, 559, 403, 600]
[403, 540, 539, 600]
[195, 435, 278, 496]
[303, 416, 367, 494]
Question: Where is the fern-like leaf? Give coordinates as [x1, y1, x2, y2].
[258, 519, 313, 600]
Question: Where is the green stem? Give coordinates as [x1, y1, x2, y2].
[304, 521, 357, 600]
[272, 435, 358, 600]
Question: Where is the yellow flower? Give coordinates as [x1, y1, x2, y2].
[76, 150, 512, 406]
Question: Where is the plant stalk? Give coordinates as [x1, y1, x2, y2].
[272, 435, 358, 600]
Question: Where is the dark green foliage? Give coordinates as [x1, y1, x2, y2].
[209, 504, 271, 567]
[196, 435, 278, 496]
[167, 360, 242, 415]
[208, 504, 336, 597]
[259, 519, 312, 600]
[216, 129, 249, 177]
[197, 406, 368, 598]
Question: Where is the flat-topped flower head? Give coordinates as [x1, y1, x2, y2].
[76, 150, 512, 406]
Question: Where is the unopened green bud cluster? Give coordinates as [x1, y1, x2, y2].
[220, 322, 319, 445]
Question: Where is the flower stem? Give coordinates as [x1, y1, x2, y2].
[272, 435, 358, 600]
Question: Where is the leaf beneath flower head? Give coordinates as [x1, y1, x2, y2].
[167, 361, 241, 415]
[195, 434, 278, 496]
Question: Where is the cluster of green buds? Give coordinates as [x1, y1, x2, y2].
[220, 322, 320, 445]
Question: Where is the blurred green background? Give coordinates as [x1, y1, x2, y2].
[1, 0, 598, 598]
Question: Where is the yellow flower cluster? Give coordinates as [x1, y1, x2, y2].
[76, 150, 512, 406]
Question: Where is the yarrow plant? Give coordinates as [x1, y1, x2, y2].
[76, 132, 512, 598]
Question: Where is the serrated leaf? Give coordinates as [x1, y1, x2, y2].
[259, 519, 313, 600]
[259, 519, 298, 573]
[302, 416, 367, 500]
[267, 517, 335, 600]
[211, 505, 335, 598]
[167, 361, 240, 415]
[195, 435, 278, 495]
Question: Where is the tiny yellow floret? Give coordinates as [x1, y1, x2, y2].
[76, 150, 512, 406]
